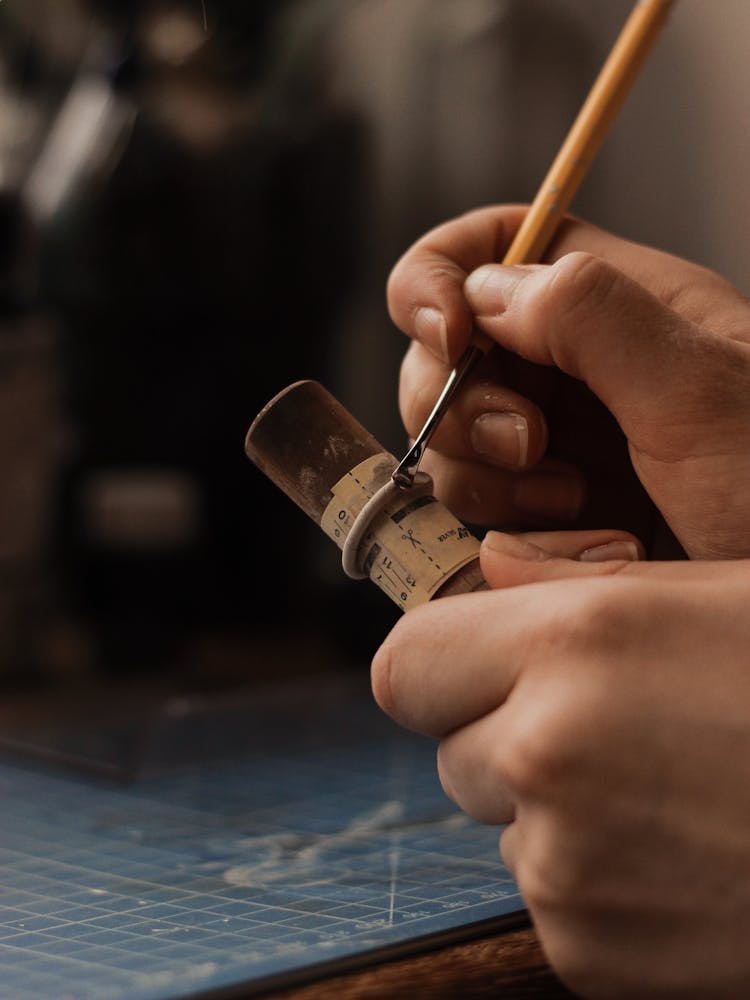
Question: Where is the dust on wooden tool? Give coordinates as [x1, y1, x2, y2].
[245, 380, 486, 611]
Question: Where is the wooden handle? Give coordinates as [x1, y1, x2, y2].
[506, 0, 676, 265]
[245, 381, 487, 605]
[469, 0, 676, 356]
[245, 380, 382, 525]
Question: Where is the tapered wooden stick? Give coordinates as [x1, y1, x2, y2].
[394, 0, 678, 488]
[246, 381, 486, 609]
[501, 0, 677, 272]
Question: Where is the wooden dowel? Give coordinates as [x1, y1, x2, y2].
[470, 0, 677, 351]
[245, 381, 487, 606]
[507, 0, 675, 265]
[400, 0, 678, 468]
[245, 380, 382, 526]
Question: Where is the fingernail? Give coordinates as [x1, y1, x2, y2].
[512, 474, 585, 521]
[470, 412, 529, 468]
[414, 307, 449, 361]
[579, 540, 640, 563]
[483, 531, 548, 561]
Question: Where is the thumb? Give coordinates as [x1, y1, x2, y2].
[480, 528, 643, 589]
[464, 253, 750, 460]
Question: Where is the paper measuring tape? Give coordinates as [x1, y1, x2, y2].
[321, 455, 481, 611]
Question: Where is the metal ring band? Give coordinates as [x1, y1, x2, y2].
[341, 471, 433, 580]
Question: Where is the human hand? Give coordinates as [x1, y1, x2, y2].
[387, 206, 750, 558]
[371, 534, 750, 997]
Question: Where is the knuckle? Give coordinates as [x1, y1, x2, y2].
[548, 251, 619, 318]
[556, 581, 631, 654]
[387, 252, 465, 332]
[499, 714, 574, 800]
[515, 831, 583, 913]
[540, 253, 622, 370]
[476, 742, 519, 816]
[498, 587, 633, 798]
[437, 740, 515, 826]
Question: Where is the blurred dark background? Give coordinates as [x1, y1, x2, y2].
[0, 0, 747, 692]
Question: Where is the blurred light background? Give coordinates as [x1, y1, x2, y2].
[0, 0, 747, 689]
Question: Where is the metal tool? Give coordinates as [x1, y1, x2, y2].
[391, 342, 485, 490]
[391, 0, 677, 491]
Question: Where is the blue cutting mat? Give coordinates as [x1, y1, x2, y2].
[0, 676, 524, 1000]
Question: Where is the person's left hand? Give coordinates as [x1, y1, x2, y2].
[371, 533, 750, 998]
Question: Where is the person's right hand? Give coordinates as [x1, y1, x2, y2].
[387, 207, 750, 558]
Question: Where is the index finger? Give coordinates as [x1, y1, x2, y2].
[370, 583, 551, 738]
[386, 204, 746, 364]
[371, 559, 745, 740]
[386, 205, 528, 364]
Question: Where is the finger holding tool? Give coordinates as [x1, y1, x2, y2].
[392, 0, 678, 492]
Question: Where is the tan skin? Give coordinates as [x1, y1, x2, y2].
[371, 206, 750, 997]
[390, 205, 750, 558]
